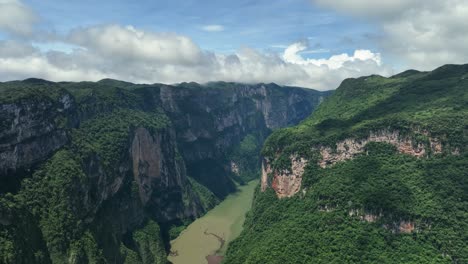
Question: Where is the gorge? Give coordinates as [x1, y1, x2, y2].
[0, 79, 329, 263]
[1, 64, 467, 264]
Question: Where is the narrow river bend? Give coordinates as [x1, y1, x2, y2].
[168, 180, 258, 264]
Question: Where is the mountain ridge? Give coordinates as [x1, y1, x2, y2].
[224, 63, 468, 263]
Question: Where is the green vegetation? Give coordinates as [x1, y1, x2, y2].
[72, 109, 169, 168]
[229, 134, 264, 182]
[0, 77, 328, 264]
[225, 64, 468, 263]
[19, 150, 88, 263]
[62, 81, 146, 111]
[0, 79, 65, 104]
[119, 220, 167, 264]
[132, 221, 167, 264]
[188, 177, 220, 211]
[0, 81, 171, 263]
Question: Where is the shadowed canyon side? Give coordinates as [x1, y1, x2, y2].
[0, 80, 329, 263]
[224, 64, 468, 263]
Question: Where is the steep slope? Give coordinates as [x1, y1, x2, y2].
[159, 82, 328, 197]
[0, 79, 328, 263]
[224, 64, 468, 263]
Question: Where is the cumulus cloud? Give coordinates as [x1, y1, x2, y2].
[201, 25, 225, 32]
[312, 0, 468, 70]
[0, 40, 38, 58]
[0, 0, 38, 36]
[0, 0, 390, 90]
[68, 25, 205, 65]
[283, 41, 381, 69]
[0, 24, 390, 90]
[0, 0, 395, 90]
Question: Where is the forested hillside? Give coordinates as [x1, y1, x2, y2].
[224, 64, 468, 264]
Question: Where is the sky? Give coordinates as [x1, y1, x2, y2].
[0, 0, 467, 90]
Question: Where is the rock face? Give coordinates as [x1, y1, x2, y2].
[260, 159, 271, 192]
[0, 93, 77, 193]
[261, 156, 308, 198]
[348, 209, 416, 233]
[262, 129, 449, 199]
[319, 129, 443, 168]
[230, 161, 239, 175]
[131, 127, 201, 221]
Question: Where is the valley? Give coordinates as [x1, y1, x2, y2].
[0, 1, 466, 263]
[0, 79, 327, 263]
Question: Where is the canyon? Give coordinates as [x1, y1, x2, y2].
[0, 79, 329, 263]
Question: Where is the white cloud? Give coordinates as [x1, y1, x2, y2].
[0, 26, 390, 90]
[68, 25, 205, 65]
[201, 25, 225, 32]
[0, 1, 395, 91]
[0, 40, 37, 58]
[0, 0, 38, 36]
[0, 47, 107, 82]
[312, 0, 468, 70]
[300, 49, 330, 54]
[283, 41, 381, 70]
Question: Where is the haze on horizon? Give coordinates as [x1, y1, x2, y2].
[0, 0, 466, 90]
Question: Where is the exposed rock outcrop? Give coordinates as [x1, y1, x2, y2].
[319, 130, 443, 168]
[260, 159, 272, 192]
[230, 161, 239, 175]
[0, 93, 77, 193]
[396, 221, 415, 233]
[348, 209, 416, 233]
[262, 130, 451, 198]
[131, 127, 201, 221]
[261, 155, 308, 198]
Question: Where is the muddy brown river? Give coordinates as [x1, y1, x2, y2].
[168, 180, 258, 264]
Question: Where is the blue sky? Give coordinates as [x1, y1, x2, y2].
[0, 0, 467, 90]
[24, 0, 378, 56]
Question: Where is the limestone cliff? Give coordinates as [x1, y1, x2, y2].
[261, 129, 456, 198]
[261, 155, 308, 198]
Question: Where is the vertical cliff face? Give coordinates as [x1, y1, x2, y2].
[262, 155, 308, 198]
[159, 82, 328, 197]
[0, 89, 77, 193]
[131, 127, 201, 221]
[0, 79, 327, 264]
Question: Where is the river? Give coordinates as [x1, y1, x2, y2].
[167, 180, 258, 264]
